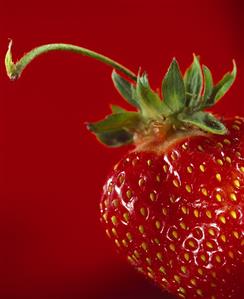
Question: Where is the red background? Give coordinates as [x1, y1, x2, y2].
[0, 0, 243, 298]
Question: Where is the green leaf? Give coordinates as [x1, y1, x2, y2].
[184, 54, 203, 107]
[136, 73, 163, 117]
[204, 60, 237, 107]
[87, 112, 142, 133]
[202, 65, 213, 101]
[162, 58, 186, 113]
[178, 111, 227, 135]
[111, 70, 139, 108]
[110, 104, 127, 114]
[95, 129, 133, 147]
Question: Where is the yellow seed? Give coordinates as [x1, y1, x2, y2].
[147, 159, 152, 166]
[119, 175, 125, 184]
[139, 225, 145, 234]
[199, 164, 205, 172]
[123, 213, 129, 222]
[181, 206, 188, 214]
[226, 156, 232, 163]
[179, 287, 186, 294]
[140, 207, 146, 217]
[201, 254, 206, 262]
[187, 166, 193, 173]
[219, 215, 226, 224]
[208, 228, 215, 236]
[154, 238, 160, 245]
[112, 228, 118, 237]
[211, 271, 217, 278]
[184, 252, 190, 261]
[233, 231, 239, 239]
[228, 251, 234, 259]
[159, 266, 166, 274]
[186, 184, 192, 193]
[211, 296, 216, 299]
[174, 275, 181, 283]
[224, 138, 231, 145]
[206, 241, 213, 249]
[141, 242, 148, 251]
[206, 210, 212, 218]
[234, 179, 240, 188]
[111, 215, 118, 225]
[163, 165, 168, 173]
[198, 145, 204, 152]
[190, 278, 197, 286]
[216, 193, 222, 202]
[112, 199, 119, 207]
[150, 192, 156, 201]
[102, 213, 108, 223]
[172, 230, 178, 239]
[198, 268, 204, 275]
[216, 173, 222, 182]
[146, 257, 151, 265]
[189, 240, 196, 248]
[173, 179, 180, 188]
[215, 255, 221, 263]
[196, 289, 203, 296]
[180, 222, 186, 230]
[240, 166, 244, 172]
[126, 189, 132, 199]
[194, 209, 199, 218]
[156, 175, 161, 182]
[230, 210, 237, 219]
[126, 232, 132, 240]
[181, 266, 187, 274]
[217, 142, 223, 148]
[217, 159, 223, 166]
[122, 239, 128, 247]
[155, 220, 161, 229]
[134, 250, 140, 258]
[169, 243, 176, 252]
[230, 193, 237, 201]
[115, 239, 120, 247]
[201, 188, 208, 196]
[138, 178, 145, 187]
[220, 234, 226, 242]
[162, 207, 168, 215]
[105, 229, 111, 238]
[156, 252, 163, 261]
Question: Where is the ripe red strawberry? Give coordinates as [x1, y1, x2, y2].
[5, 41, 244, 299]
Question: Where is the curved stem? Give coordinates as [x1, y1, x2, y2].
[5, 40, 137, 81]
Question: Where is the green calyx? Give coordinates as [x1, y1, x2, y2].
[89, 55, 236, 146]
[5, 41, 236, 147]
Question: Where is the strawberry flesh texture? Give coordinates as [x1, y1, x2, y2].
[100, 117, 244, 299]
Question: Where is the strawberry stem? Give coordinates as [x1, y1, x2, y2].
[5, 40, 137, 81]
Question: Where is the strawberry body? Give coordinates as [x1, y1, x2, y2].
[100, 117, 244, 299]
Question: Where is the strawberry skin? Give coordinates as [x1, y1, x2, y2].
[100, 117, 244, 299]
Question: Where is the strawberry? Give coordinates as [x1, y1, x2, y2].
[5, 41, 243, 299]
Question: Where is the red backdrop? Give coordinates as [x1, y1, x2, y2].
[0, 0, 243, 298]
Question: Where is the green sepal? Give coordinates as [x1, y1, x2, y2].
[203, 60, 237, 108]
[178, 111, 227, 135]
[184, 54, 203, 107]
[110, 104, 127, 114]
[111, 70, 139, 108]
[87, 112, 142, 133]
[135, 73, 163, 117]
[94, 129, 133, 147]
[162, 58, 186, 114]
[202, 65, 213, 101]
